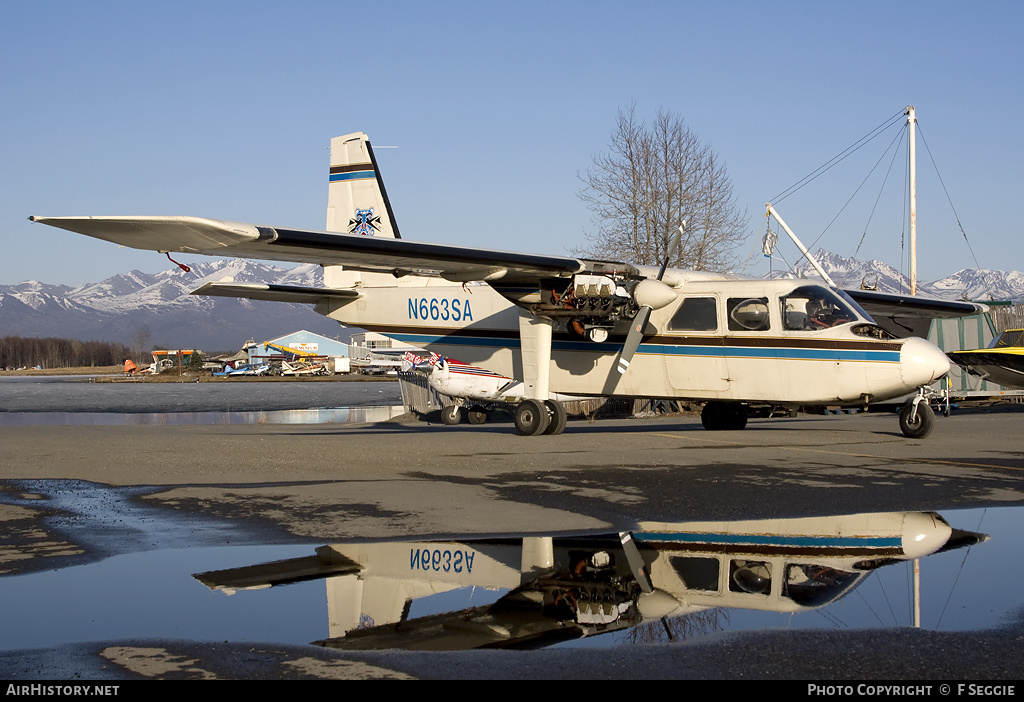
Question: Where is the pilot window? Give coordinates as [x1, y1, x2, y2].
[667, 297, 718, 332]
[992, 329, 1024, 348]
[727, 298, 770, 331]
[781, 286, 858, 331]
[784, 564, 860, 607]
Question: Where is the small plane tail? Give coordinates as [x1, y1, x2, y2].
[326, 132, 400, 238]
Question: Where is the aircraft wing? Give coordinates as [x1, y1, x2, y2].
[844, 288, 988, 338]
[30, 215, 595, 283]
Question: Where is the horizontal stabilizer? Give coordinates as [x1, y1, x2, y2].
[191, 282, 361, 305]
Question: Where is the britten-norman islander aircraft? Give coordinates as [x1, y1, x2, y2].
[192, 511, 986, 650]
[31, 132, 985, 438]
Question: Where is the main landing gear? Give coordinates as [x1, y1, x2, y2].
[514, 399, 568, 436]
[440, 404, 491, 426]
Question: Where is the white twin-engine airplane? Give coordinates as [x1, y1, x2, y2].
[31, 132, 985, 438]
[193, 511, 986, 650]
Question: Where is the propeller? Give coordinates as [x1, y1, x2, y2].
[611, 222, 685, 380]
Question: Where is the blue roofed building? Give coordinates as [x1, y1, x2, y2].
[248, 330, 351, 373]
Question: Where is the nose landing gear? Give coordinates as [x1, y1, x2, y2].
[899, 392, 936, 439]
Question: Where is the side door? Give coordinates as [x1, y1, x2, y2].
[662, 295, 731, 392]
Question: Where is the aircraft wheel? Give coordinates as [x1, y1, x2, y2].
[543, 400, 567, 435]
[899, 400, 934, 438]
[729, 405, 749, 430]
[514, 399, 550, 436]
[701, 402, 724, 430]
[467, 407, 488, 425]
[441, 405, 462, 425]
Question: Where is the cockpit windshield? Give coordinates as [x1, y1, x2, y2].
[784, 564, 863, 607]
[990, 329, 1024, 349]
[781, 285, 861, 331]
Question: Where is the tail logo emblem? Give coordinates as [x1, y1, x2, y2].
[349, 207, 381, 236]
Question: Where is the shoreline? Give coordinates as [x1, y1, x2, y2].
[0, 366, 398, 383]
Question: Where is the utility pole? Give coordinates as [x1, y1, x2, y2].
[907, 105, 917, 296]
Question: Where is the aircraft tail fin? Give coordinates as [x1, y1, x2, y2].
[326, 132, 400, 238]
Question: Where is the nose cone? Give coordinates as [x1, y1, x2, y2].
[901, 512, 952, 559]
[900, 337, 950, 388]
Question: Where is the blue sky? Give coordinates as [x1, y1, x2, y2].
[2, 1, 1021, 286]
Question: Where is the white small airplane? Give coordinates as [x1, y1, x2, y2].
[402, 350, 585, 427]
[31, 132, 986, 438]
[192, 510, 986, 650]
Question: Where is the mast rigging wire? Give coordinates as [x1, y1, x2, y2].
[769, 109, 906, 205]
[917, 124, 983, 271]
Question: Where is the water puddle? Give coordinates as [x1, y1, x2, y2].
[0, 406, 408, 426]
[0, 498, 1017, 652]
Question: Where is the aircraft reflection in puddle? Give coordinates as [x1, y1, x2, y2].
[194, 511, 987, 651]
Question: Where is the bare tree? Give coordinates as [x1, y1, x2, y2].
[131, 324, 153, 361]
[577, 105, 748, 272]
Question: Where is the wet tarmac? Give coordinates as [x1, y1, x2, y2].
[2, 377, 1024, 679]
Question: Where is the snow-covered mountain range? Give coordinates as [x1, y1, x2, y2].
[2, 251, 1021, 352]
[769, 250, 1024, 303]
[0, 260, 350, 352]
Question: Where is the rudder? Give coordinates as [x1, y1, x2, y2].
[326, 132, 400, 238]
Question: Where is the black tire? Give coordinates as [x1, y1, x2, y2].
[543, 400, 567, 435]
[441, 405, 462, 426]
[701, 402, 723, 430]
[467, 407, 488, 425]
[899, 401, 934, 438]
[514, 399, 550, 436]
[728, 404, 748, 430]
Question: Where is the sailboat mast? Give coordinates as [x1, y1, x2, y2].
[907, 105, 917, 296]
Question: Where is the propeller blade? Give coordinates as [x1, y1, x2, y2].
[616, 305, 651, 375]
[657, 222, 685, 281]
[609, 221, 684, 390]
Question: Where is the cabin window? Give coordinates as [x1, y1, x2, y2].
[784, 564, 861, 606]
[727, 298, 770, 331]
[780, 286, 858, 331]
[669, 556, 720, 592]
[667, 297, 718, 332]
[729, 559, 772, 595]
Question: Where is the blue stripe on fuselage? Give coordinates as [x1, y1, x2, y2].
[633, 532, 901, 549]
[386, 333, 901, 363]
